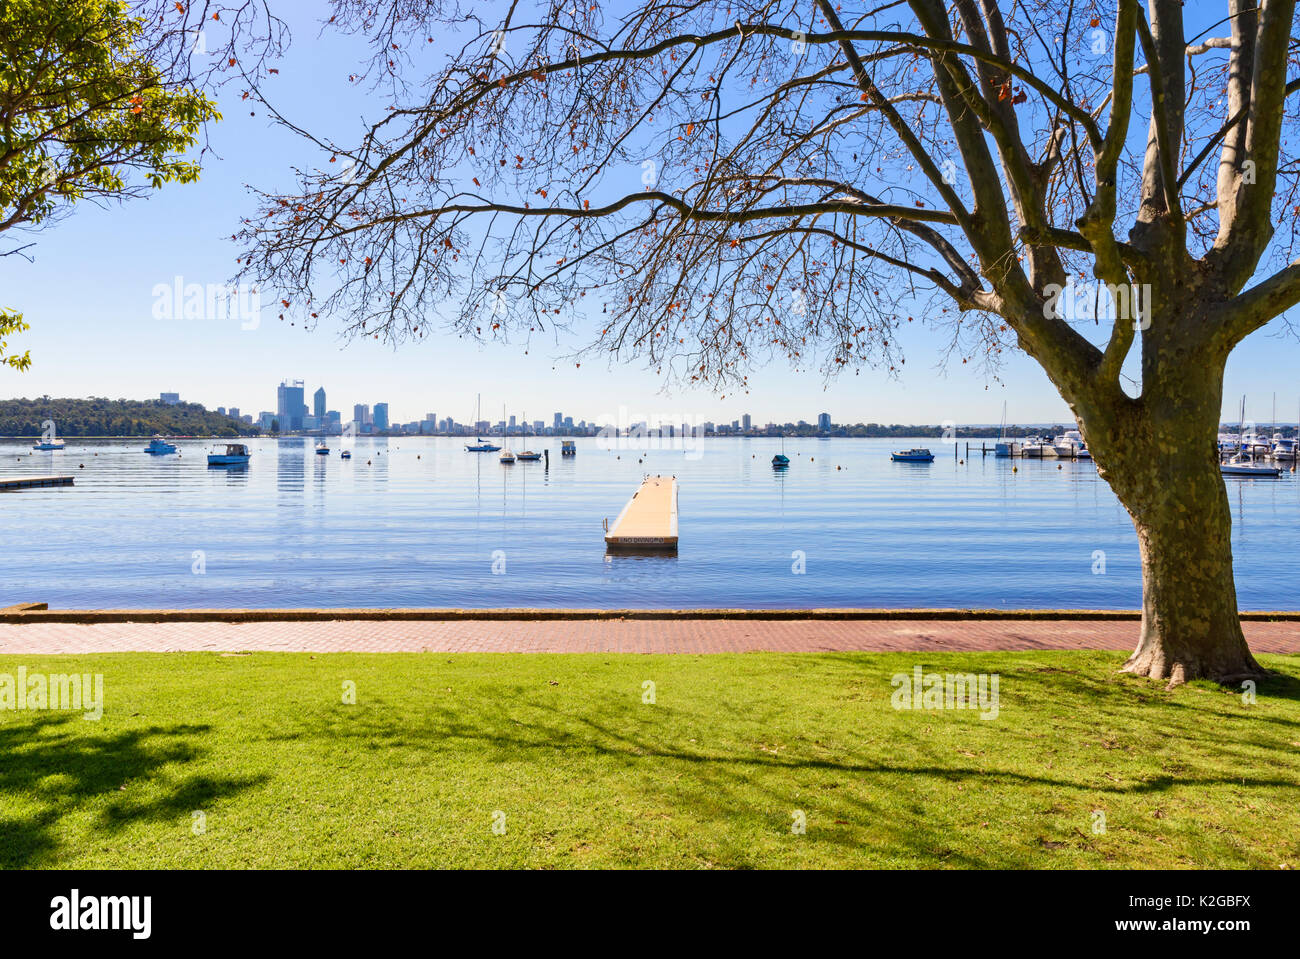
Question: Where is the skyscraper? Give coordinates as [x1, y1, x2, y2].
[374, 402, 390, 431]
[353, 403, 370, 426]
[742, 413, 752, 432]
[818, 412, 832, 431]
[277, 379, 307, 431]
[314, 387, 326, 420]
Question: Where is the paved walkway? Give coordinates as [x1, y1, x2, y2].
[1, 618, 1298, 655]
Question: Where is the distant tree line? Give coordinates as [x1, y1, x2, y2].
[743, 423, 1069, 438]
[0, 397, 260, 437]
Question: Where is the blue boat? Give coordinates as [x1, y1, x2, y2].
[891, 448, 935, 463]
[32, 440, 65, 451]
[464, 393, 501, 451]
[208, 443, 251, 466]
[340, 450, 352, 459]
[772, 454, 790, 469]
[144, 435, 177, 454]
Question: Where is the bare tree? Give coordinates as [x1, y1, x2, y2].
[234, 0, 1300, 685]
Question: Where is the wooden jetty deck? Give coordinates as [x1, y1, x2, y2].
[0, 475, 74, 492]
[604, 475, 678, 550]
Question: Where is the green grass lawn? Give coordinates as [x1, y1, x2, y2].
[1, 650, 1297, 869]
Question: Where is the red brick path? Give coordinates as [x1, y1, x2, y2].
[1, 618, 1298, 655]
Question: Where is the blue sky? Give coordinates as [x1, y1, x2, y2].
[3, 4, 1299, 429]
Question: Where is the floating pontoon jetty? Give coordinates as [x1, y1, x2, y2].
[604, 475, 678, 550]
[0, 475, 74, 491]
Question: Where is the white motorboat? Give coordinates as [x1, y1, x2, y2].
[1020, 437, 1048, 457]
[1221, 455, 1282, 477]
[1053, 429, 1091, 459]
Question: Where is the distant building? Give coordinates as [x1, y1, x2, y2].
[373, 402, 390, 431]
[160, 392, 180, 405]
[313, 387, 326, 420]
[277, 379, 307, 431]
[353, 404, 371, 426]
[742, 413, 752, 432]
[228, 407, 240, 420]
[818, 412, 832, 431]
[217, 407, 227, 416]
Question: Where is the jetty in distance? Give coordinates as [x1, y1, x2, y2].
[604, 475, 679, 551]
[0, 475, 74, 492]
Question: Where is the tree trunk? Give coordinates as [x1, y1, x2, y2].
[1086, 364, 1265, 687]
[1121, 461, 1264, 685]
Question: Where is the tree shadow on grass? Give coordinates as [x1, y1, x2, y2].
[273, 672, 1300, 867]
[0, 713, 265, 868]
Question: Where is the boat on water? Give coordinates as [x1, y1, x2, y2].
[497, 403, 515, 462]
[994, 404, 1018, 457]
[143, 436, 177, 455]
[772, 435, 790, 468]
[513, 411, 542, 460]
[465, 393, 502, 451]
[32, 440, 66, 451]
[1221, 455, 1282, 477]
[1052, 429, 1091, 459]
[315, 442, 330, 455]
[1221, 395, 1278, 475]
[207, 443, 251, 466]
[891, 448, 935, 463]
[1273, 437, 1297, 461]
[1020, 436, 1048, 457]
[560, 440, 576, 456]
[340, 450, 352, 459]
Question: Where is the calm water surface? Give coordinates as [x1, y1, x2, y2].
[2, 436, 1297, 609]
